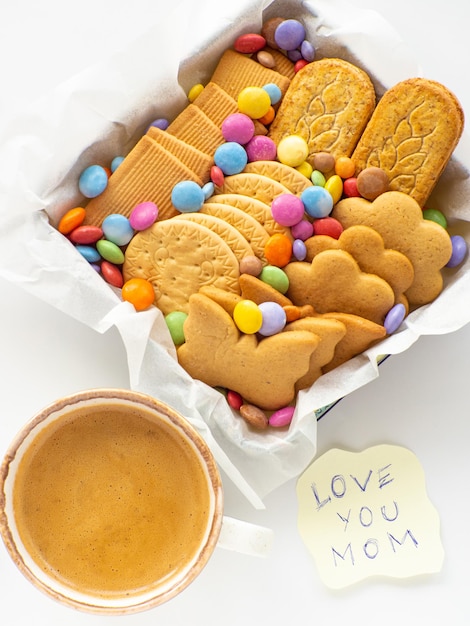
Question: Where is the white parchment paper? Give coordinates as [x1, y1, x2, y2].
[0, 0, 469, 506]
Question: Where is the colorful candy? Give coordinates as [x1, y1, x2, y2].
[188, 83, 204, 102]
[292, 238, 307, 261]
[312, 216, 343, 238]
[69, 225, 103, 245]
[233, 300, 263, 334]
[269, 405, 295, 428]
[239, 255, 263, 276]
[356, 166, 389, 200]
[121, 277, 155, 311]
[270, 193, 305, 226]
[237, 86, 271, 120]
[171, 180, 205, 212]
[245, 135, 277, 162]
[58, 207, 86, 234]
[291, 219, 314, 240]
[277, 134, 308, 167]
[234, 33, 266, 54]
[129, 201, 159, 231]
[384, 303, 406, 335]
[447, 235, 467, 267]
[78, 165, 108, 198]
[75, 244, 101, 263]
[258, 301, 287, 336]
[101, 261, 124, 288]
[96, 239, 125, 265]
[264, 233, 293, 267]
[274, 19, 306, 51]
[301, 185, 334, 218]
[262, 82, 282, 105]
[165, 311, 188, 345]
[324, 174, 343, 204]
[221, 113, 255, 144]
[422, 208, 447, 229]
[214, 142, 248, 175]
[102, 214, 134, 246]
[259, 265, 289, 294]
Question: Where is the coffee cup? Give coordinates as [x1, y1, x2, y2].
[0, 388, 272, 615]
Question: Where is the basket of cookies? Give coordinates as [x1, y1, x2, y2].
[1, 0, 469, 503]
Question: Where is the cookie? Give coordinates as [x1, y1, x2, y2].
[351, 78, 465, 206]
[238, 273, 293, 308]
[332, 191, 453, 305]
[198, 285, 243, 316]
[166, 104, 225, 155]
[123, 218, 240, 315]
[284, 316, 347, 390]
[243, 160, 313, 195]
[176, 293, 319, 410]
[268, 58, 376, 162]
[304, 225, 414, 305]
[284, 250, 395, 325]
[172, 212, 254, 262]
[216, 172, 293, 204]
[210, 49, 291, 100]
[321, 312, 387, 373]
[84, 135, 202, 225]
[205, 193, 292, 238]
[199, 202, 270, 260]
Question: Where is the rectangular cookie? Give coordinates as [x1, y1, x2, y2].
[166, 104, 225, 155]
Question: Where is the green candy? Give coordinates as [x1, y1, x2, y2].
[259, 265, 289, 294]
[165, 311, 188, 346]
[422, 208, 447, 230]
[96, 239, 125, 265]
[311, 169, 326, 187]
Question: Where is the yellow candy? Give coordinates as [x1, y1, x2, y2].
[237, 86, 271, 119]
[188, 83, 204, 102]
[277, 135, 308, 168]
[325, 174, 343, 204]
[296, 161, 313, 179]
[233, 300, 263, 334]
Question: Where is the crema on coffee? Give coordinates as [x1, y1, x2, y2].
[12, 404, 212, 598]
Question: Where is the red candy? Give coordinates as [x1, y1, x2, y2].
[211, 165, 225, 187]
[101, 261, 124, 288]
[343, 177, 361, 197]
[312, 217, 343, 239]
[294, 59, 309, 73]
[234, 33, 266, 54]
[69, 225, 103, 245]
[227, 390, 243, 411]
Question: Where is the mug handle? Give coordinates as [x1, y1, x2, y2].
[217, 516, 274, 558]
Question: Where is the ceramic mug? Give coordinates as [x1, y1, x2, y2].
[0, 388, 272, 615]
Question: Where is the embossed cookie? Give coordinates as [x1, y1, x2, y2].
[284, 250, 395, 325]
[243, 161, 313, 195]
[351, 78, 465, 206]
[321, 312, 387, 373]
[123, 219, 240, 315]
[332, 191, 453, 306]
[205, 193, 292, 239]
[268, 58, 376, 161]
[216, 172, 293, 204]
[305, 225, 414, 305]
[177, 293, 320, 410]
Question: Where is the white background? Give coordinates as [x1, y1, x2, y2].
[1, 0, 470, 624]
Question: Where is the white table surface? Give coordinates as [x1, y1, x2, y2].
[1, 0, 469, 623]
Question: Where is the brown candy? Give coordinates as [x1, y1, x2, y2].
[240, 404, 269, 430]
[356, 166, 389, 200]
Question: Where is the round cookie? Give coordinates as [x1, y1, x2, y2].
[123, 219, 240, 315]
[216, 172, 293, 204]
[243, 160, 313, 195]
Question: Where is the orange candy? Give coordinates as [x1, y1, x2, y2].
[57, 207, 86, 234]
[335, 156, 356, 179]
[264, 233, 293, 267]
[258, 105, 275, 125]
[122, 278, 155, 311]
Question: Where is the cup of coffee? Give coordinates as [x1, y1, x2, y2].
[0, 388, 266, 614]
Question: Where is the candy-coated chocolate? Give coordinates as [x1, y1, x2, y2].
[239, 404, 269, 429]
[262, 82, 282, 105]
[78, 164, 108, 198]
[294, 59, 309, 73]
[76, 244, 101, 263]
[102, 213, 134, 246]
[271, 193, 304, 226]
[277, 134, 308, 167]
[258, 301, 287, 336]
[264, 233, 293, 267]
[257, 50, 276, 69]
[312, 216, 343, 238]
[447, 235, 467, 267]
[296, 161, 313, 179]
[171, 180, 205, 212]
[335, 156, 355, 179]
[245, 135, 277, 162]
[69, 225, 103, 245]
[422, 208, 447, 229]
[261, 17, 285, 49]
[188, 83, 204, 102]
[148, 118, 169, 131]
[301, 185, 334, 218]
[233, 300, 263, 334]
[287, 49, 302, 63]
[384, 303, 406, 334]
[202, 181, 215, 199]
[258, 106, 275, 126]
[300, 40, 315, 62]
[122, 277, 155, 311]
[269, 405, 295, 428]
[343, 177, 361, 197]
[259, 265, 289, 294]
[312, 152, 335, 173]
[234, 33, 266, 54]
[129, 201, 159, 231]
[239, 255, 263, 276]
[227, 390, 244, 411]
[291, 219, 314, 241]
[324, 174, 343, 204]
[101, 260, 124, 288]
[58, 207, 86, 234]
[110, 156, 124, 172]
[311, 169, 326, 187]
[238, 86, 272, 120]
[165, 311, 188, 345]
[221, 113, 255, 144]
[356, 166, 389, 200]
[274, 19, 306, 51]
[210, 165, 225, 187]
[214, 142, 248, 175]
[293, 238, 307, 261]
[96, 239, 125, 265]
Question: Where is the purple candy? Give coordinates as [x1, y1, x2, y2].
[300, 39, 315, 61]
[384, 303, 406, 335]
[291, 219, 314, 240]
[287, 49, 302, 62]
[258, 301, 287, 336]
[148, 118, 169, 131]
[245, 135, 277, 162]
[446, 235, 467, 267]
[293, 238, 307, 261]
[274, 19, 306, 51]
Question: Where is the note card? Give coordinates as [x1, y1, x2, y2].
[296, 445, 444, 589]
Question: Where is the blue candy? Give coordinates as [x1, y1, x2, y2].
[301, 186, 333, 218]
[262, 82, 282, 105]
[78, 165, 108, 198]
[110, 156, 124, 172]
[171, 180, 205, 212]
[202, 181, 215, 200]
[102, 214, 134, 246]
[76, 244, 101, 263]
[214, 142, 248, 175]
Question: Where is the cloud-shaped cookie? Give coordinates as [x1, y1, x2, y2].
[284, 249, 395, 325]
[305, 224, 414, 306]
[332, 191, 452, 306]
[177, 293, 320, 411]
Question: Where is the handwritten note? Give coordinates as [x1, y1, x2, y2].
[296, 445, 444, 589]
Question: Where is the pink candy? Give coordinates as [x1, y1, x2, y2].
[221, 113, 255, 144]
[271, 193, 305, 226]
[269, 406, 295, 428]
[129, 201, 158, 231]
[245, 135, 277, 161]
